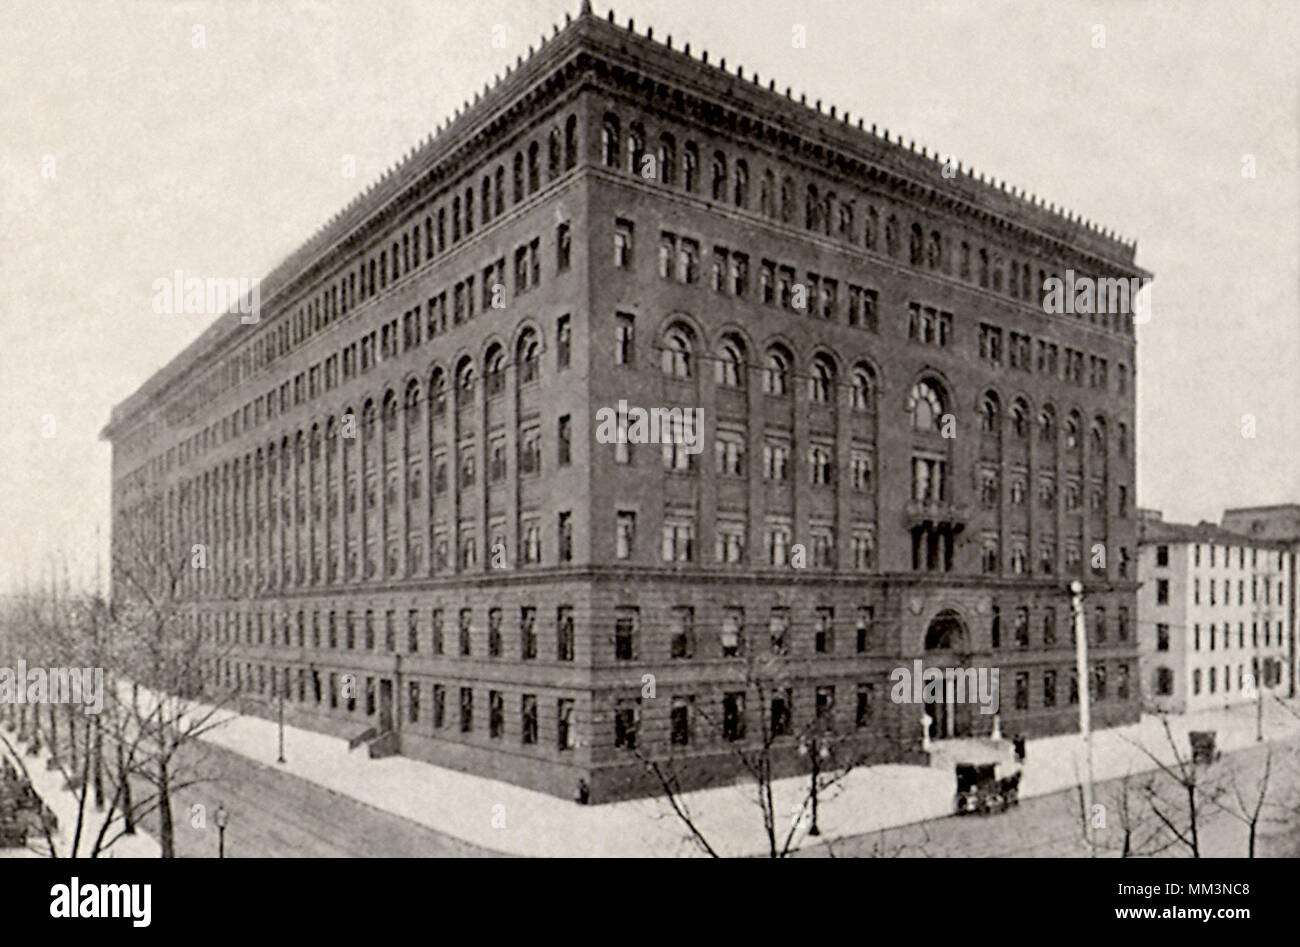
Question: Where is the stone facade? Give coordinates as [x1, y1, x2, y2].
[102, 6, 1146, 803]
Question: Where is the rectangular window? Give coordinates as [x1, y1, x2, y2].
[432, 684, 445, 728]
[815, 607, 834, 654]
[489, 690, 504, 739]
[556, 314, 570, 370]
[616, 510, 636, 559]
[614, 607, 638, 660]
[459, 687, 473, 732]
[556, 221, 571, 271]
[521, 694, 538, 745]
[670, 697, 692, 746]
[557, 698, 576, 750]
[615, 312, 635, 365]
[614, 219, 633, 268]
[722, 692, 746, 742]
[614, 699, 639, 749]
[430, 608, 444, 654]
[556, 606, 575, 661]
[521, 607, 537, 660]
[458, 608, 472, 656]
[855, 684, 873, 728]
[671, 606, 694, 659]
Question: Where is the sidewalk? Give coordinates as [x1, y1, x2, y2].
[0, 722, 160, 859]
[173, 692, 1300, 857]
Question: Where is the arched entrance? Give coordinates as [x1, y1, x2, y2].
[923, 609, 975, 739]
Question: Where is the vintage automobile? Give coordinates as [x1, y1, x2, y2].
[954, 762, 1022, 815]
[1189, 730, 1221, 766]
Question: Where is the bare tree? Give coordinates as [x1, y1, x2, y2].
[1213, 747, 1274, 857]
[1120, 714, 1220, 858]
[633, 636, 884, 858]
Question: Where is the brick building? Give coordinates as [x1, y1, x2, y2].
[101, 3, 1147, 802]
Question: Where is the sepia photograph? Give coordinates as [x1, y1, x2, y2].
[0, 0, 1297, 927]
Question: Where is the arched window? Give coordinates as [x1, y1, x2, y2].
[760, 169, 775, 217]
[850, 365, 875, 411]
[658, 133, 676, 185]
[1011, 399, 1029, 438]
[979, 392, 1000, 434]
[661, 327, 693, 378]
[512, 152, 524, 202]
[715, 336, 745, 388]
[404, 380, 422, 427]
[457, 360, 475, 395]
[927, 231, 943, 269]
[484, 345, 505, 396]
[925, 610, 964, 650]
[711, 151, 727, 200]
[806, 184, 820, 231]
[480, 175, 492, 225]
[627, 122, 645, 176]
[838, 203, 854, 240]
[517, 329, 540, 384]
[493, 166, 505, 216]
[1039, 406, 1056, 444]
[864, 205, 879, 250]
[683, 142, 699, 191]
[383, 391, 399, 434]
[429, 369, 447, 416]
[601, 113, 620, 167]
[527, 141, 540, 193]
[564, 115, 578, 170]
[909, 379, 945, 433]
[1117, 422, 1129, 457]
[1091, 419, 1106, 455]
[885, 215, 900, 257]
[909, 223, 924, 266]
[764, 348, 790, 396]
[809, 354, 836, 403]
[1065, 412, 1081, 450]
[547, 128, 561, 181]
[733, 159, 749, 208]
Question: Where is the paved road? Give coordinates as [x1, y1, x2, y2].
[799, 735, 1300, 858]
[129, 739, 499, 858]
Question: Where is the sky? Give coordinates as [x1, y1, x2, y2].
[1, 0, 1297, 593]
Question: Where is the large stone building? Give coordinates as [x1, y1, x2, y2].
[101, 3, 1148, 802]
[1137, 513, 1294, 713]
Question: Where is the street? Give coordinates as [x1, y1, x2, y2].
[129, 738, 499, 858]
[799, 735, 1300, 858]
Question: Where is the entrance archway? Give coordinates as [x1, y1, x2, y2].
[923, 609, 974, 739]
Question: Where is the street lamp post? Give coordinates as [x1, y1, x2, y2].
[215, 804, 228, 859]
[1069, 579, 1095, 857]
[1255, 654, 1264, 743]
[277, 692, 286, 764]
[799, 735, 831, 837]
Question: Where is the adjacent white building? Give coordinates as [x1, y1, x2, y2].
[1137, 512, 1294, 714]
